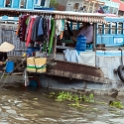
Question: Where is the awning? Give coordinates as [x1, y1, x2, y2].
[0, 9, 107, 24]
[54, 14, 107, 24]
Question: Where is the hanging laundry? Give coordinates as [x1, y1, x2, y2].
[18, 15, 29, 41]
[37, 17, 44, 36]
[55, 19, 65, 36]
[26, 16, 36, 47]
[16, 14, 63, 55]
[31, 16, 42, 42]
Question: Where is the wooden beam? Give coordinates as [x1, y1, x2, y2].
[47, 69, 105, 83]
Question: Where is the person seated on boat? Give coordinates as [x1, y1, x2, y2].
[0, 42, 15, 71]
[71, 22, 93, 44]
[0, 52, 8, 70]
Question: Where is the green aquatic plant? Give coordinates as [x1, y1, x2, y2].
[82, 94, 95, 103]
[109, 101, 124, 109]
[55, 91, 73, 101]
[72, 94, 80, 107]
[49, 91, 96, 108]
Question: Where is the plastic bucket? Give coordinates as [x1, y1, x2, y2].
[76, 35, 86, 51]
[6, 61, 14, 73]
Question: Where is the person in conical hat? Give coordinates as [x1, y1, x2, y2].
[0, 52, 7, 66]
[0, 42, 15, 70]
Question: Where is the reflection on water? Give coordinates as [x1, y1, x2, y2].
[0, 87, 124, 124]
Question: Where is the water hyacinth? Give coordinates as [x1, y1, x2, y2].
[49, 91, 95, 108]
[49, 91, 124, 111]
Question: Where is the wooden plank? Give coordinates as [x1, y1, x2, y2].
[49, 60, 104, 78]
[47, 69, 105, 83]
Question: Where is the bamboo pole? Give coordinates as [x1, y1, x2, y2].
[53, 20, 57, 59]
[93, 23, 97, 51]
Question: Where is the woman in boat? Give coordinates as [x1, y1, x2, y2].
[71, 22, 93, 44]
[0, 52, 8, 70]
[68, 22, 93, 44]
[0, 42, 15, 70]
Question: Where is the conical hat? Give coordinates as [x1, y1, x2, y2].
[0, 42, 15, 52]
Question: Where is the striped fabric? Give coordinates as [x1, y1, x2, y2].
[54, 15, 107, 24]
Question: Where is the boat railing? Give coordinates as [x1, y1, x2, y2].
[97, 18, 124, 47]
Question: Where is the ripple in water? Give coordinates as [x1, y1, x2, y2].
[0, 87, 123, 124]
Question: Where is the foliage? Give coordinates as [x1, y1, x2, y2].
[55, 91, 73, 101]
[49, 91, 95, 108]
[50, 0, 58, 9]
[109, 101, 124, 109]
[49, 91, 124, 112]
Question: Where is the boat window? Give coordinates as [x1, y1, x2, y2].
[41, 0, 46, 6]
[35, 0, 42, 6]
[105, 24, 109, 34]
[112, 23, 116, 34]
[94, 4, 99, 13]
[73, 3, 79, 11]
[113, 8, 118, 15]
[89, 6, 93, 13]
[109, 7, 114, 14]
[5, 0, 11, 7]
[97, 24, 102, 34]
[20, 0, 27, 8]
[118, 22, 123, 34]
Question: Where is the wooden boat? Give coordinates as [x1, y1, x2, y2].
[0, 8, 124, 92]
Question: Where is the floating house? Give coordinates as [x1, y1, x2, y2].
[99, 0, 120, 15]
[65, 0, 119, 15]
[112, 0, 124, 16]
[0, 0, 51, 21]
[66, 0, 104, 12]
[0, 0, 50, 9]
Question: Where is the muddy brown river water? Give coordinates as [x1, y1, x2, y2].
[0, 86, 124, 124]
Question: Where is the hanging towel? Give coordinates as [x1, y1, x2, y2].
[55, 20, 63, 36]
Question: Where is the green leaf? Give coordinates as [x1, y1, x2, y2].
[89, 94, 94, 99]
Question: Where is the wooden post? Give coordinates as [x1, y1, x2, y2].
[93, 23, 97, 51]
